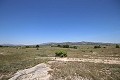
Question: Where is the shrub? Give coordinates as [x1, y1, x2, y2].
[0, 45, 3, 47]
[55, 51, 67, 57]
[116, 44, 119, 48]
[63, 45, 69, 48]
[73, 46, 77, 49]
[90, 50, 93, 52]
[103, 47, 106, 48]
[26, 46, 29, 48]
[57, 44, 62, 47]
[94, 45, 101, 49]
[82, 50, 85, 52]
[51, 45, 56, 47]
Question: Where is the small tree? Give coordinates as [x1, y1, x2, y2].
[36, 45, 39, 50]
[116, 44, 119, 48]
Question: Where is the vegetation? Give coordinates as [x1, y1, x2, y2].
[63, 45, 69, 48]
[0, 45, 120, 79]
[0, 48, 50, 79]
[56, 44, 77, 49]
[57, 44, 62, 47]
[51, 62, 120, 80]
[36, 45, 39, 50]
[72, 46, 77, 49]
[0, 45, 3, 47]
[55, 51, 67, 57]
[26, 46, 30, 48]
[94, 45, 101, 48]
[116, 44, 120, 48]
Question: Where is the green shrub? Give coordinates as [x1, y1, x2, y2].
[90, 50, 93, 52]
[26, 46, 30, 48]
[55, 51, 67, 57]
[73, 46, 77, 49]
[103, 47, 106, 48]
[63, 45, 69, 48]
[94, 45, 101, 49]
[0, 45, 3, 47]
[116, 44, 119, 48]
[57, 44, 62, 47]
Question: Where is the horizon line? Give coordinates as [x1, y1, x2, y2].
[0, 41, 120, 45]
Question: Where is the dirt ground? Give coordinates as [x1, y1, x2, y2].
[9, 57, 120, 80]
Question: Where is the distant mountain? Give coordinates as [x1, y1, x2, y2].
[41, 41, 116, 46]
[0, 41, 119, 46]
[0, 44, 25, 46]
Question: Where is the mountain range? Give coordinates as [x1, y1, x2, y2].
[0, 41, 119, 46]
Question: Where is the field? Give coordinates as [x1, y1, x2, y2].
[0, 45, 120, 80]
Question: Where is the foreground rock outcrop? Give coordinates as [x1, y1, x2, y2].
[9, 63, 52, 80]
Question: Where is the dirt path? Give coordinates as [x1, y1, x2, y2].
[37, 57, 120, 64]
[51, 57, 120, 64]
[9, 57, 120, 80]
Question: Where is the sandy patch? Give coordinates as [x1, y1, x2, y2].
[53, 57, 120, 64]
[9, 63, 52, 80]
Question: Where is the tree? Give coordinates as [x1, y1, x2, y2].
[116, 44, 119, 48]
[36, 45, 39, 50]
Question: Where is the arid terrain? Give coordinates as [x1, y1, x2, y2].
[0, 44, 120, 80]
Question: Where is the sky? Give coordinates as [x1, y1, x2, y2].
[0, 0, 120, 44]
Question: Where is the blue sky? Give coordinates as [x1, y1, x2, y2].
[0, 0, 120, 44]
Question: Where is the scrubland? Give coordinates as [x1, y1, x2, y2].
[0, 45, 120, 80]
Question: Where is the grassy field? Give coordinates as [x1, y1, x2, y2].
[0, 45, 120, 80]
[50, 61, 120, 80]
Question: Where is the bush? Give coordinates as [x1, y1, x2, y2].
[90, 50, 93, 52]
[63, 45, 69, 48]
[26, 46, 29, 48]
[94, 45, 101, 49]
[0, 45, 3, 47]
[116, 44, 119, 48]
[57, 44, 62, 47]
[103, 47, 106, 48]
[82, 50, 85, 52]
[73, 46, 77, 49]
[55, 51, 67, 57]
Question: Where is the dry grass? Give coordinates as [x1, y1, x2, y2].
[0, 47, 50, 80]
[50, 61, 120, 80]
[0, 45, 120, 80]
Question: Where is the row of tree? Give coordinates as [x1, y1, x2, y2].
[56, 44, 77, 49]
[94, 44, 119, 49]
[0, 44, 119, 49]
